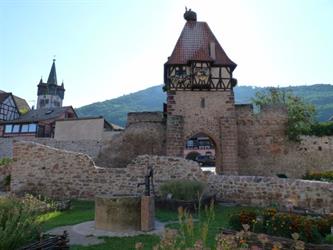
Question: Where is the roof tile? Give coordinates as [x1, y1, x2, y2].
[166, 21, 236, 69]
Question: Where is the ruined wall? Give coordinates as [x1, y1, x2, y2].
[10, 141, 333, 214]
[236, 104, 333, 177]
[95, 112, 166, 168]
[208, 175, 333, 214]
[0, 137, 115, 160]
[10, 141, 205, 199]
[166, 90, 238, 174]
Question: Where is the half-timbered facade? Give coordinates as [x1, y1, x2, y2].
[0, 92, 20, 121]
[164, 10, 237, 92]
[0, 106, 77, 138]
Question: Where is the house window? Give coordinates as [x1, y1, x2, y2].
[21, 124, 29, 133]
[28, 124, 37, 132]
[5, 124, 12, 133]
[12, 124, 20, 133]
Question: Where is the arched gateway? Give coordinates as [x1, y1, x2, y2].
[164, 9, 239, 175]
[185, 133, 217, 172]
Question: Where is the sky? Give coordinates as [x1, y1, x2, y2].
[0, 0, 332, 108]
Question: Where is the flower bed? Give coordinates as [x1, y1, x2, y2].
[303, 171, 333, 182]
[229, 208, 333, 244]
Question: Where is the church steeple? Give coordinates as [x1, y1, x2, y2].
[47, 59, 57, 85]
[37, 59, 65, 109]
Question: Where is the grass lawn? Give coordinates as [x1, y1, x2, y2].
[39, 200, 260, 249]
[165, 205, 261, 249]
[38, 200, 95, 231]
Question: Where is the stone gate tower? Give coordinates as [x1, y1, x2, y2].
[164, 9, 239, 174]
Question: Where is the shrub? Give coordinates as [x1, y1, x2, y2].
[308, 122, 333, 137]
[229, 210, 257, 231]
[252, 88, 316, 141]
[0, 158, 12, 167]
[159, 180, 205, 201]
[0, 196, 41, 249]
[303, 171, 333, 182]
[324, 234, 333, 244]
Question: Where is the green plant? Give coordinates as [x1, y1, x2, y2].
[308, 121, 333, 136]
[303, 171, 333, 182]
[159, 180, 205, 201]
[324, 234, 333, 244]
[0, 158, 12, 166]
[252, 87, 316, 141]
[0, 196, 41, 249]
[229, 208, 333, 244]
[4, 175, 10, 187]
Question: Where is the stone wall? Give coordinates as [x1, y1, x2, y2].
[127, 112, 165, 126]
[166, 90, 238, 174]
[208, 175, 333, 214]
[0, 138, 13, 159]
[10, 141, 205, 199]
[10, 141, 333, 214]
[95, 112, 166, 168]
[235, 104, 333, 178]
[0, 163, 11, 189]
[0, 137, 119, 160]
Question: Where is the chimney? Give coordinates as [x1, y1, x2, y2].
[210, 42, 216, 60]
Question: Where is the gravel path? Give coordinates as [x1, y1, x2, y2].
[47, 220, 166, 246]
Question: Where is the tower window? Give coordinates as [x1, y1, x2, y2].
[201, 98, 205, 108]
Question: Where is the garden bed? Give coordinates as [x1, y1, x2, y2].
[221, 228, 333, 250]
[155, 195, 215, 212]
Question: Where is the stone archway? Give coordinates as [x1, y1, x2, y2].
[184, 132, 219, 173]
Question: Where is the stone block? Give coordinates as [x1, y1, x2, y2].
[95, 195, 141, 232]
[141, 196, 155, 232]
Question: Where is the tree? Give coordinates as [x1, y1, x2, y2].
[252, 87, 316, 141]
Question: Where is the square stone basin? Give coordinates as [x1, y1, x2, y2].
[95, 195, 141, 232]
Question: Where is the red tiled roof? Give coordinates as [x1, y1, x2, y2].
[166, 21, 237, 69]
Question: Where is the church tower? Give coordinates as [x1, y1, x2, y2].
[164, 9, 239, 174]
[37, 59, 65, 109]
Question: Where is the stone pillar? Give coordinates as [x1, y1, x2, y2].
[166, 115, 184, 157]
[219, 115, 239, 175]
[141, 196, 155, 231]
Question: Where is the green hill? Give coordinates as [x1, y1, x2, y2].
[76, 84, 333, 127]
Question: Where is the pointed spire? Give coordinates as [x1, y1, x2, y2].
[39, 76, 43, 84]
[47, 59, 57, 85]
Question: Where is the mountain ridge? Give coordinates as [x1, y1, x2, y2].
[76, 84, 333, 127]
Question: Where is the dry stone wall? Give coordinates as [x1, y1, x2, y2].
[10, 141, 204, 199]
[208, 175, 333, 214]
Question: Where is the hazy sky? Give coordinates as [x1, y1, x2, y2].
[1, 0, 332, 108]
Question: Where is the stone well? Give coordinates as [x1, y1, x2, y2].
[95, 195, 141, 232]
